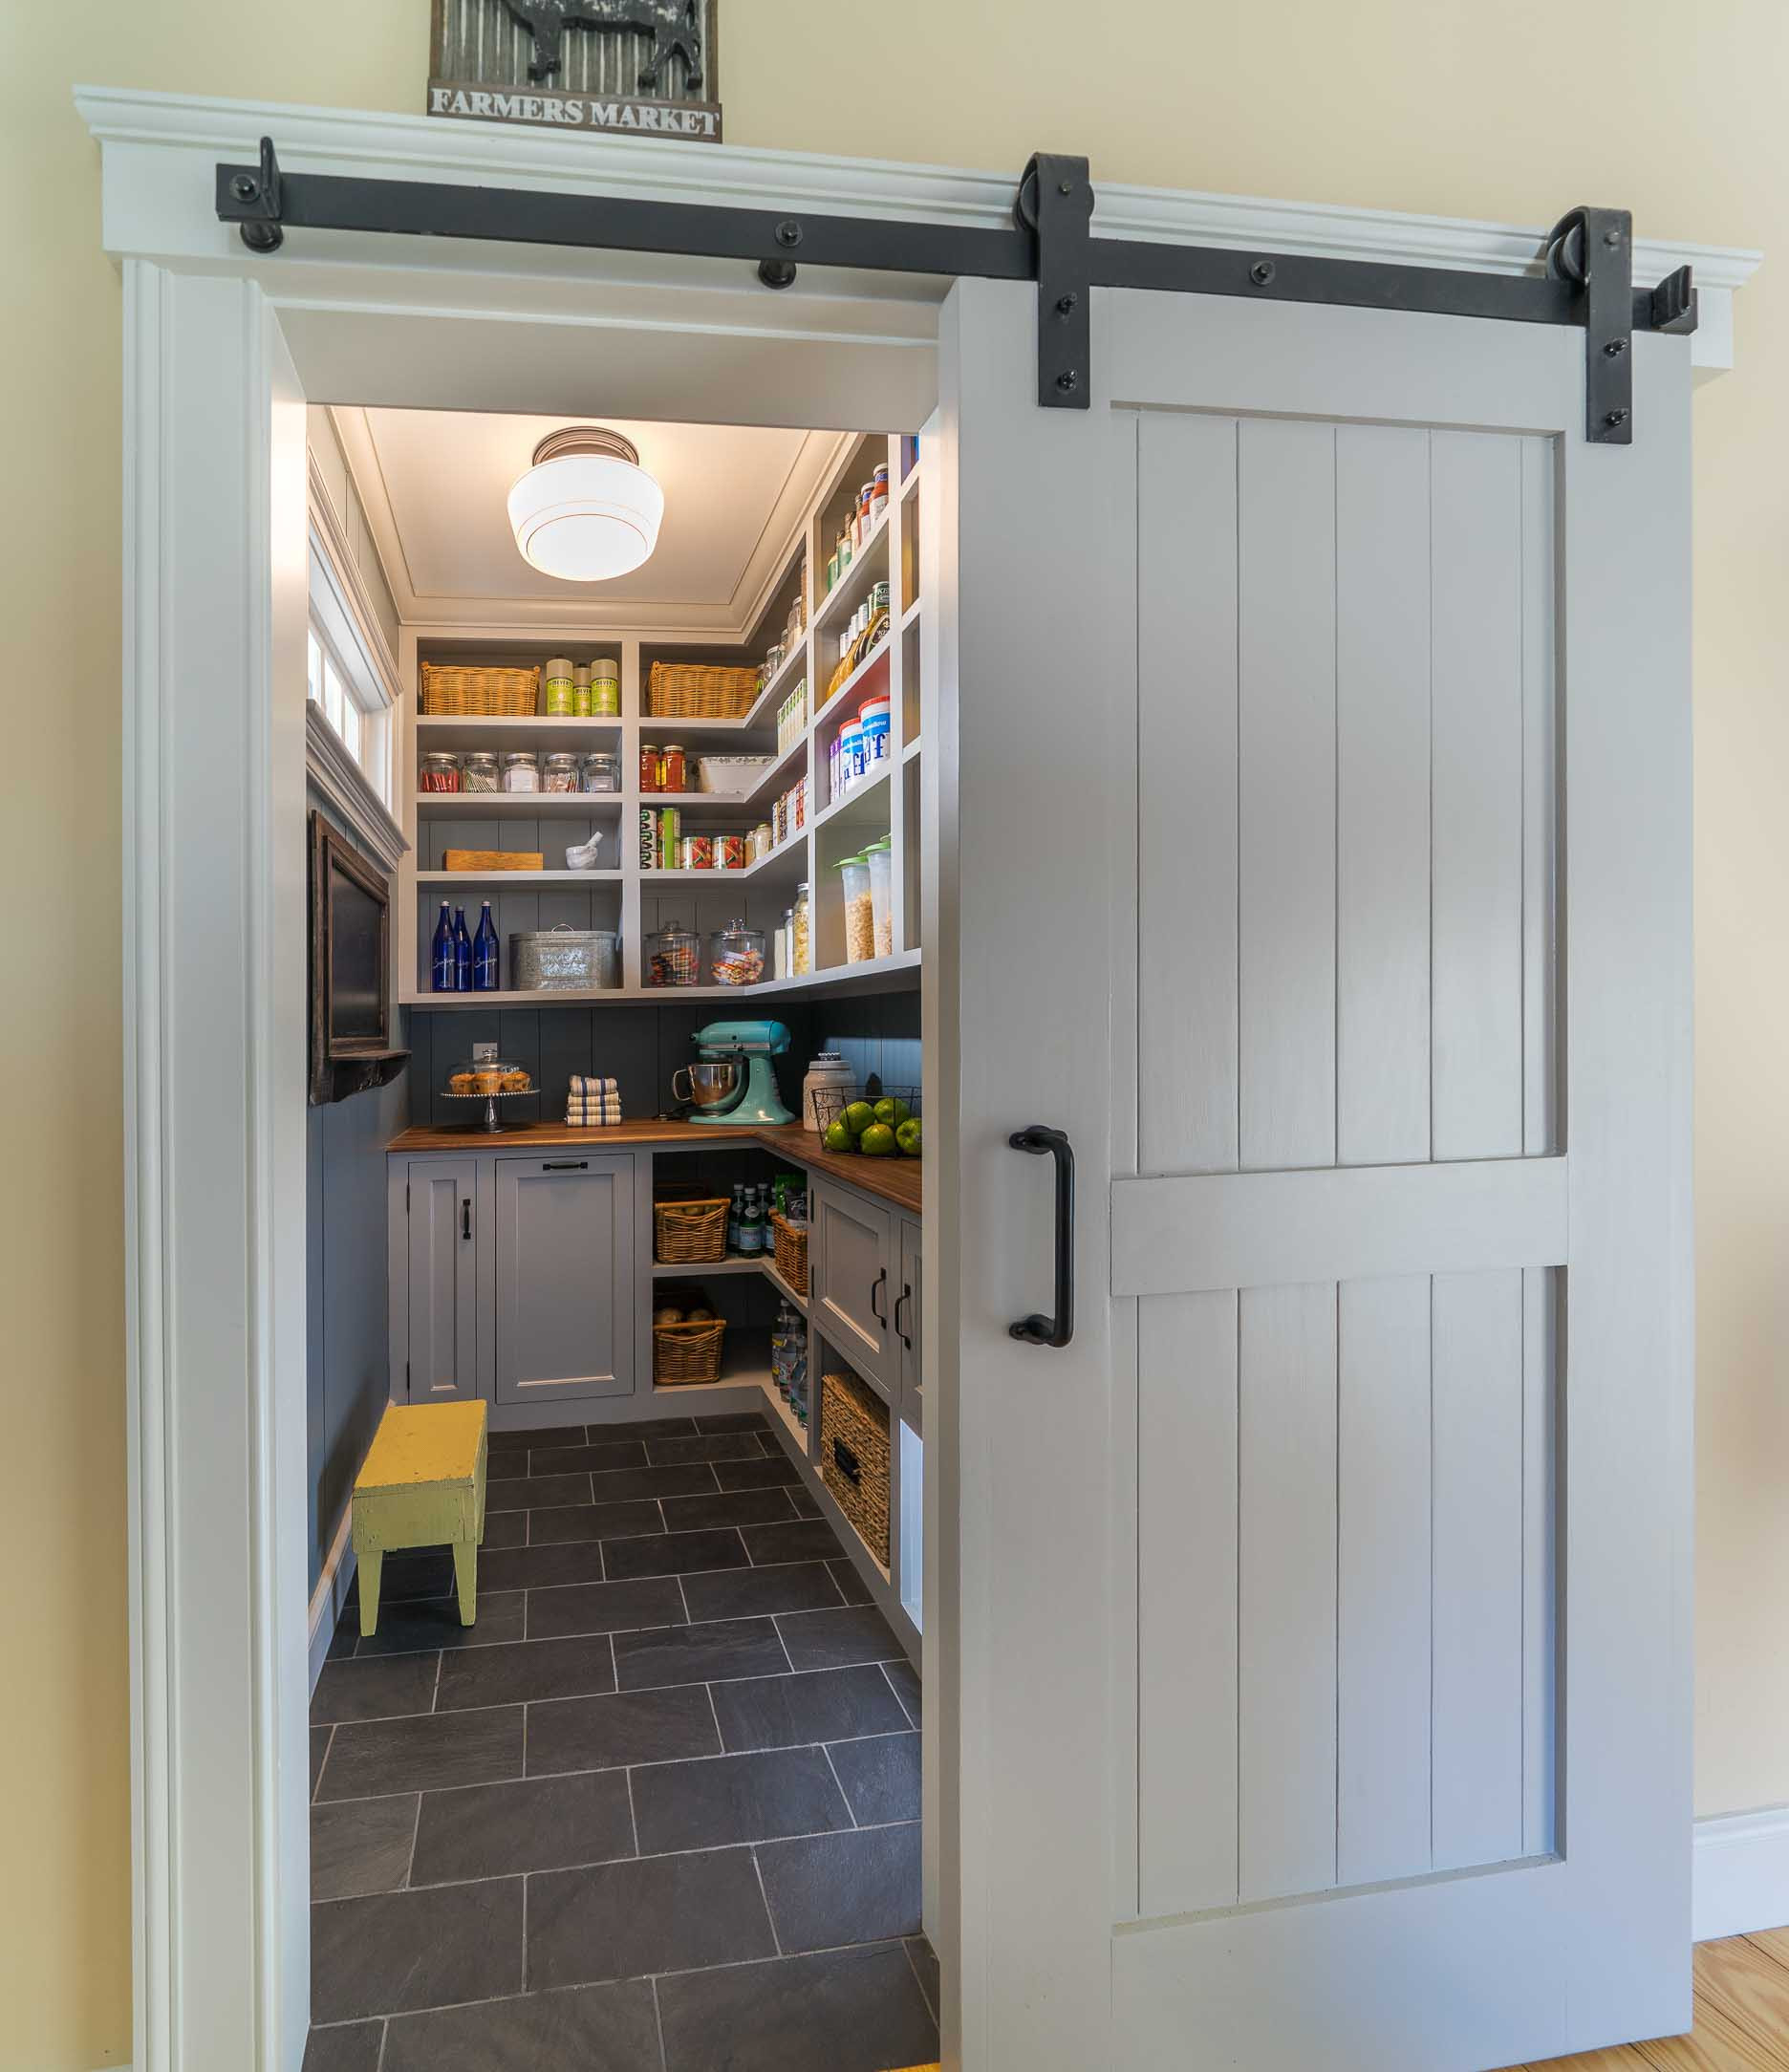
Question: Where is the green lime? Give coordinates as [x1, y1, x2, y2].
[895, 1118, 922, 1157]
[874, 1096, 912, 1128]
[858, 1122, 897, 1157]
[842, 1100, 875, 1137]
[823, 1119, 854, 1153]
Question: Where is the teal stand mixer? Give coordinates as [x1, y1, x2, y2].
[673, 1019, 795, 1126]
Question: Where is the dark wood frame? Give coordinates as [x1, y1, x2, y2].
[309, 811, 408, 1105]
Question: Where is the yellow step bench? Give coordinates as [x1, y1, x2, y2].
[352, 1400, 488, 1638]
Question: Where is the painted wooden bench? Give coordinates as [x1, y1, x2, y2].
[351, 1400, 488, 1638]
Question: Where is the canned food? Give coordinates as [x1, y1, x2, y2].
[658, 808, 680, 858]
[717, 832, 746, 872]
[684, 833, 715, 872]
[638, 807, 659, 870]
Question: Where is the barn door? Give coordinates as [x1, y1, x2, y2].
[936, 277, 1692, 2070]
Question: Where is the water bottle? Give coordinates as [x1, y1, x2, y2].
[472, 901, 500, 992]
[430, 902, 456, 991]
[741, 1185, 765, 1256]
[727, 1184, 745, 1254]
[453, 907, 472, 992]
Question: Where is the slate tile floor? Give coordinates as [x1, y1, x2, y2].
[305, 1408, 936, 2072]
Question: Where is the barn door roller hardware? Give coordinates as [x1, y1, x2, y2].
[216, 138, 1697, 442]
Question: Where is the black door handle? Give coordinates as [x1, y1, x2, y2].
[870, 1266, 889, 1328]
[1009, 1125, 1074, 1348]
[461, 1197, 472, 1241]
[894, 1283, 913, 1349]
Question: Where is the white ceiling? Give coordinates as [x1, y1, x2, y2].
[336, 407, 840, 634]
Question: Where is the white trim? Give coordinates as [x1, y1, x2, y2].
[307, 1506, 357, 1695]
[305, 702, 406, 874]
[75, 84, 1759, 373]
[306, 445, 401, 701]
[1695, 1807, 1789, 1942]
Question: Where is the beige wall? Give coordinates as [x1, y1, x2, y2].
[4, 1, 1781, 2062]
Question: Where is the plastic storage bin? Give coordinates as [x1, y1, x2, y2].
[864, 836, 894, 960]
[835, 853, 873, 964]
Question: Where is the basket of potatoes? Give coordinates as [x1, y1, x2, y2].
[653, 1292, 727, 1385]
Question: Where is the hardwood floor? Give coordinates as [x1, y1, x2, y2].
[1520, 1937, 1789, 2070]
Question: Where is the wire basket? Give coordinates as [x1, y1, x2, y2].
[809, 1084, 922, 1135]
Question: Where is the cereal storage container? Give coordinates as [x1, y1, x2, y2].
[864, 835, 894, 959]
[835, 853, 873, 963]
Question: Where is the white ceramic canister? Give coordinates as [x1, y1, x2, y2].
[802, 1052, 859, 1133]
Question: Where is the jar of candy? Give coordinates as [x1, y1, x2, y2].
[644, 926, 700, 987]
[420, 751, 461, 793]
[709, 920, 766, 987]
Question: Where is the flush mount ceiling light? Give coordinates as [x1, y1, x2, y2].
[507, 426, 664, 582]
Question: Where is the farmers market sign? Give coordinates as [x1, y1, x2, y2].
[428, 0, 722, 142]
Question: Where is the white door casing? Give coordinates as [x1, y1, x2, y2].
[936, 276, 1692, 2069]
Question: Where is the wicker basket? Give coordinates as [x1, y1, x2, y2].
[647, 659, 763, 720]
[821, 1367, 890, 1567]
[655, 1314, 727, 1385]
[769, 1213, 809, 1297]
[654, 1196, 730, 1263]
[420, 661, 541, 717]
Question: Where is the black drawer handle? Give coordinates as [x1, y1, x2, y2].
[542, 1159, 589, 1171]
[870, 1266, 888, 1327]
[894, 1283, 913, 1349]
[831, 1438, 862, 1485]
[1009, 1125, 1074, 1348]
[461, 1197, 472, 1241]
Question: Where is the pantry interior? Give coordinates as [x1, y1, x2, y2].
[304, 401, 938, 2064]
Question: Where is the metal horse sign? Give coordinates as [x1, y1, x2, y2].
[500, 0, 704, 88]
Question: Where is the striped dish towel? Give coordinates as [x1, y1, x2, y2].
[567, 1075, 622, 1126]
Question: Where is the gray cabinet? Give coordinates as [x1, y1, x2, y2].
[896, 1216, 922, 1428]
[812, 1177, 894, 1390]
[494, 1153, 636, 1407]
[406, 1157, 481, 1403]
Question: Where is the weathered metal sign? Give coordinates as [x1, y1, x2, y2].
[428, 0, 722, 142]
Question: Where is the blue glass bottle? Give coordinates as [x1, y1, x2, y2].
[453, 907, 472, 992]
[430, 902, 456, 992]
[472, 901, 500, 992]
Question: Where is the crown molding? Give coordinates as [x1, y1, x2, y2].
[76, 85, 1757, 373]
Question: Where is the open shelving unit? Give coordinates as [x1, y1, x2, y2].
[397, 429, 923, 1006]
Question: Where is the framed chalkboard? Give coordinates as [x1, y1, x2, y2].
[309, 811, 408, 1105]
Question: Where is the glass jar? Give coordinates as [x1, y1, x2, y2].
[580, 752, 620, 794]
[751, 821, 775, 861]
[542, 751, 580, 794]
[644, 926, 701, 988]
[502, 751, 540, 793]
[709, 919, 766, 987]
[835, 853, 873, 964]
[791, 881, 811, 977]
[460, 750, 500, 793]
[639, 744, 661, 793]
[865, 835, 894, 960]
[420, 750, 461, 793]
[659, 744, 688, 793]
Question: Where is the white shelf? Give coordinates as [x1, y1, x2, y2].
[898, 595, 921, 636]
[417, 868, 623, 885]
[814, 764, 891, 836]
[812, 502, 893, 639]
[651, 1256, 763, 1279]
[762, 1256, 809, 1316]
[900, 459, 921, 505]
[414, 791, 625, 818]
[760, 1374, 808, 1451]
[811, 637, 891, 736]
[417, 714, 622, 753]
[736, 637, 808, 732]
[901, 736, 922, 767]
[402, 946, 920, 1010]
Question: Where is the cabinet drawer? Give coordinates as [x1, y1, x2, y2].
[812, 1178, 894, 1387]
[495, 1154, 636, 1406]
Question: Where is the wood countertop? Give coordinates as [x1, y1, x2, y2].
[386, 1117, 924, 1216]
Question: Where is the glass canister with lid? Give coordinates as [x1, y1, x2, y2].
[791, 881, 811, 976]
[420, 750, 461, 793]
[461, 750, 500, 793]
[542, 750, 581, 794]
[580, 751, 620, 794]
[502, 751, 541, 793]
[644, 925, 701, 988]
[709, 919, 766, 987]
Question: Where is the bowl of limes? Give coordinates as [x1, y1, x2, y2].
[820, 1087, 922, 1159]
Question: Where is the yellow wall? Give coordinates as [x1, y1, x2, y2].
[4, 2, 1781, 2062]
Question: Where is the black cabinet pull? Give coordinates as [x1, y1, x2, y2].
[894, 1283, 913, 1349]
[832, 1437, 862, 1485]
[461, 1197, 472, 1241]
[1009, 1125, 1075, 1348]
[871, 1266, 888, 1327]
[542, 1159, 589, 1171]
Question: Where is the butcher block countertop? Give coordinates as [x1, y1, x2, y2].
[386, 1118, 924, 1216]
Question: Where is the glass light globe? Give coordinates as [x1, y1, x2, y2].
[507, 428, 664, 582]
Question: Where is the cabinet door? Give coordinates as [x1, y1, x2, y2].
[407, 1158, 481, 1403]
[897, 1216, 923, 1426]
[495, 1154, 636, 1407]
[813, 1178, 894, 1388]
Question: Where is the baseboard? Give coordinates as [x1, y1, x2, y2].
[308, 1503, 357, 1694]
[1694, 1804, 1789, 1940]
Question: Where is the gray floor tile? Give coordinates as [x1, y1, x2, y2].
[528, 1847, 776, 1989]
[658, 1486, 797, 1533]
[905, 1935, 940, 2021]
[311, 1793, 418, 1901]
[612, 1616, 790, 1692]
[709, 1667, 910, 1755]
[630, 1745, 851, 1854]
[525, 1439, 651, 1475]
[311, 1651, 441, 1727]
[581, 1415, 700, 1441]
[479, 1541, 609, 1594]
[755, 1821, 923, 1953]
[380, 1980, 661, 2072]
[316, 1706, 523, 1801]
[601, 1525, 747, 1581]
[775, 1605, 904, 1673]
[587, 1461, 722, 1503]
[410, 1768, 635, 1885]
[680, 1561, 844, 1625]
[524, 1575, 688, 1641]
[354, 1589, 525, 1658]
[528, 1682, 721, 1776]
[787, 1483, 824, 1520]
[826, 1733, 921, 1825]
[326, 1608, 358, 1660]
[713, 1454, 802, 1490]
[827, 1557, 874, 1605]
[482, 1509, 528, 1548]
[656, 1941, 938, 2072]
[435, 1633, 616, 1711]
[485, 1472, 593, 1514]
[692, 1411, 770, 1433]
[527, 1498, 664, 1544]
[311, 1724, 333, 1798]
[883, 1658, 922, 1728]
[754, 1430, 784, 1456]
[312, 1877, 523, 2021]
[491, 1423, 585, 1457]
[741, 1519, 846, 1567]
[302, 2019, 384, 2072]
[646, 1432, 767, 1465]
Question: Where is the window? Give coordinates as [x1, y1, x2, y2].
[308, 532, 393, 809]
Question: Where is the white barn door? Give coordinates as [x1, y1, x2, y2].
[936, 278, 1692, 2070]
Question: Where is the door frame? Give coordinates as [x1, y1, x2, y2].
[83, 83, 1749, 2072]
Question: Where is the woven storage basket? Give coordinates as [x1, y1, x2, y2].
[655, 1315, 727, 1385]
[648, 659, 762, 721]
[769, 1214, 808, 1297]
[420, 661, 541, 717]
[821, 1367, 890, 1567]
[654, 1196, 729, 1263]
